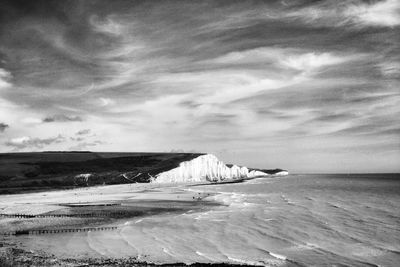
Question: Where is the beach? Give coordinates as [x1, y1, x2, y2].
[1, 174, 400, 266]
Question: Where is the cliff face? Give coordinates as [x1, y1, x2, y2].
[151, 154, 268, 183]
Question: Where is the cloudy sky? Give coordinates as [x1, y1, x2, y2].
[0, 0, 399, 172]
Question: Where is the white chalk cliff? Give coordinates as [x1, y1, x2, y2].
[274, 171, 289, 176]
[151, 154, 269, 184]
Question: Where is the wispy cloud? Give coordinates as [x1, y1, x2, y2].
[43, 115, 82, 123]
[287, 0, 400, 28]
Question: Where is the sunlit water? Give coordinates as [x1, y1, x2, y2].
[17, 174, 400, 266]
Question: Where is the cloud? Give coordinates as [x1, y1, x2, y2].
[5, 135, 65, 150]
[346, 0, 400, 27]
[0, 68, 12, 89]
[43, 114, 82, 123]
[70, 136, 85, 142]
[89, 15, 126, 36]
[379, 61, 400, 78]
[76, 129, 91, 135]
[203, 47, 354, 73]
[0, 122, 9, 132]
[68, 140, 104, 151]
[287, 0, 400, 28]
[198, 113, 237, 126]
[99, 97, 115, 107]
[281, 52, 350, 72]
[313, 112, 356, 122]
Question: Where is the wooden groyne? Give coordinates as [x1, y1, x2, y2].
[0, 212, 129, 218]
[1, 226, 118, 236]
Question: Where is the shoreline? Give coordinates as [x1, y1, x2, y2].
[0, 247, 258, 267]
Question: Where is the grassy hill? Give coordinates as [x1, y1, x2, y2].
[0, 152, 203, 194]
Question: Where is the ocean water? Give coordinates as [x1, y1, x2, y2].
[17, 174, 400, 266]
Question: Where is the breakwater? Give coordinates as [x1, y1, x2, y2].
[0, 212, 120, 235]
[1, 226, 118, 236]
[0, 212, 128, 218]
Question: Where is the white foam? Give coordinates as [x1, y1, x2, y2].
[162, 247, 175, 257]
[227, 256, 265, 266]
[211, 192, 260, 209]
[269, 252, 287, 260]
[195, 251, 217, 261]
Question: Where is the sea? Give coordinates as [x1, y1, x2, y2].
[17, 174, 400, 266]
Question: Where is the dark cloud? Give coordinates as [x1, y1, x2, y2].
[197, 113, 237, 127]
[179, 100, 201, 108]
[69, 129, 91, 142]
[312, 112, 357, 122]
[70, 136, 84, 142]
[43, 115, 82, 123]
[256, 109, 298, 120]
[378, 127, 400, 136]
[0, 122, 9, 132]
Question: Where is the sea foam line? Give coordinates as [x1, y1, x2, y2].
[269, 252, 286, 260]
[227, 256, 265, 266]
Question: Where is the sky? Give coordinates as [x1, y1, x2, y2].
[0, 0, 399, 173]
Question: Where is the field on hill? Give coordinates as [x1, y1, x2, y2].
[0, 152, 202, 194]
